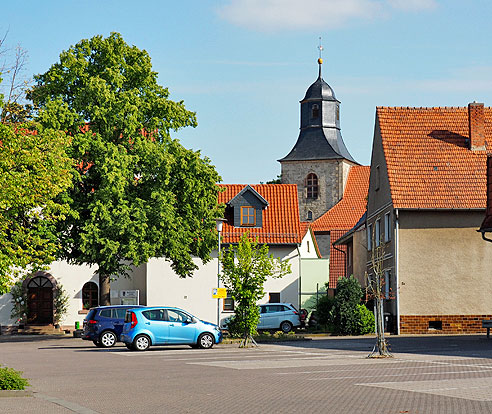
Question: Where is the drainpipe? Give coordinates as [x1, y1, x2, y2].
[395, 208, 400, 335]
[296, 245, 302, 311]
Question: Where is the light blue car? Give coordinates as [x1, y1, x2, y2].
[121, 307, 222, 351]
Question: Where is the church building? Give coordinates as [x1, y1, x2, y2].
[279, 57, 358, 223]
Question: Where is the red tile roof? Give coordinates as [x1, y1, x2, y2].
[309, 166, 370, 288]
[377, 106, 491, 209]
[311, 166, 370, 231]
[218, 184, 301, 245]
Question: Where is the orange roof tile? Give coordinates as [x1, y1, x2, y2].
[377, 106, 490, 209]
[311, 166, 370, 231]
[218, 184, 301, 245]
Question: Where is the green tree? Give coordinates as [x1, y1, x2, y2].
[28, 33, 222, 305]
[331, 275, 364, 335]
[219, 233, 291, 347]
[0, 117, 72, 293]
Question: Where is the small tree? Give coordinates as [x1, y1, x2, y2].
[330, 275, 364, 335]
[219, 233, 291, 347]
[366, 224, 392, 358]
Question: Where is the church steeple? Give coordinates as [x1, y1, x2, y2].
[279, 51, 355, 163]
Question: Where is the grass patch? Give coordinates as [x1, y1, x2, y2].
[221, 331, 308, 344]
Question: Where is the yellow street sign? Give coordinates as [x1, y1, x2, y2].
[212, 288, 227, 299]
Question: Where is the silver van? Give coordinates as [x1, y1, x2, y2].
[257, 303, 300, 333]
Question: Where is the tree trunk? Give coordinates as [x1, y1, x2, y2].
[99, 273, 111, 306]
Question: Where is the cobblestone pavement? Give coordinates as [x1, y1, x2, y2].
[1, 334, 492, 413]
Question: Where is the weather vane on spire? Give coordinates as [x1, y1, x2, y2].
[317, 37, 323, 78]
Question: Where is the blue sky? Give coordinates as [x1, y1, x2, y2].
[2, 0, 492, 183]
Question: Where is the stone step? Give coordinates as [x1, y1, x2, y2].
[18, 325, 65, 335]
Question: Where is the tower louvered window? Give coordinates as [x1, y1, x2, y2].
[306, 173, 318, 199]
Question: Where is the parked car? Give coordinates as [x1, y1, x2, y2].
[82, 305, 145, 348]
[121, 307, 222, 351]
[221, 303, 301, 333]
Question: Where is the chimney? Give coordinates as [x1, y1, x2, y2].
[468, 102, 485, 150]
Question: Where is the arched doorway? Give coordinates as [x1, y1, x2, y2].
[25, 274, 55, 324]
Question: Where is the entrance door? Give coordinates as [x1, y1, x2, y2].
[27, 276, 54, 324]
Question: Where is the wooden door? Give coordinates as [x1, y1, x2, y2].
[27, 277, 54, 324]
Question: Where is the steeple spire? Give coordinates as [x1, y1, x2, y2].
[318, 37, 323, 79]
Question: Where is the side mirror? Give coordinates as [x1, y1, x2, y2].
[185, 318, 193, 324]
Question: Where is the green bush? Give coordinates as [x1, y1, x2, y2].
[331, 275, 365, 335]
[357, 304, 375, 335]
[316, 295, 335, 326]
[0, 366, 29, 390]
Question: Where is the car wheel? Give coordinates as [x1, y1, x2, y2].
[133, 334, 151, 351]
[93, 340, 103, 347]
[99, 331, 117, 348]
[125, 343, 134, 351]
[197, 333, 214, 349]
[280, 321, 293, 333]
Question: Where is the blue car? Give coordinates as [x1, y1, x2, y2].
[82, 305, 145, 348]
[121, 307, 222, 351]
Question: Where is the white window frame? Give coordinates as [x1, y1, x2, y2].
[375, 219, 381, 247]
[384, 212, 391, 242]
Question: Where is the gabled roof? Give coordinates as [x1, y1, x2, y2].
[228, 185, 268, 207]
[377, 106, 491, 209]
[218, 184, 301, 245]
[311, 166, 370, 231]
[300, 222, 322, 258]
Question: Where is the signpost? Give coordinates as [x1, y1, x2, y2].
[212, 288, 227, 299]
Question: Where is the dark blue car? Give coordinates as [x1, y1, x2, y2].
[82, 305, 145, 348]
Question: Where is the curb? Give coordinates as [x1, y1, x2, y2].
[0, 390, 33, 398]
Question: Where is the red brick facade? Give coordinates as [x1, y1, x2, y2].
[400, 315, 492, 334]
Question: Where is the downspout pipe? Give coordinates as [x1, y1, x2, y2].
[395, 208, 400, 335]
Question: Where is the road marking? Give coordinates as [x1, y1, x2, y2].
[309, 369, 492, 380]
[34, 393, 101, 414]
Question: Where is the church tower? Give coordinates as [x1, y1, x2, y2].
[279, 55, 357, 221]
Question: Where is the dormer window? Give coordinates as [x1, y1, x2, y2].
[306, 173, 318, 199]
[311, 104, 319, 119]
[241, 206, 256, 226]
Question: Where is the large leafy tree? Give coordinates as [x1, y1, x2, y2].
[0, 89, 72, 293]
[28, 33, 222, 304]
[220, 234, 291, 347]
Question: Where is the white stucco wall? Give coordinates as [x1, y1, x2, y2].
[145, 246, 300, 327]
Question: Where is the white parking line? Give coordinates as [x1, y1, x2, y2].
[309, 369, 492, 380]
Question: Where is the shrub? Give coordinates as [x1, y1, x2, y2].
[0, 366, 29, 390]
[357, 304, 375, 335]
[331, 275, 364, 335]
[316, 295, 335, 326]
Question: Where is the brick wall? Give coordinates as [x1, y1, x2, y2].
[400, 315, 492, 334]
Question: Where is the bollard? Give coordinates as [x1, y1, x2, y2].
[75, 321, 80, 330]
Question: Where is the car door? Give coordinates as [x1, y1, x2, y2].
[166, 309, 197, 344]
[262, 305, 281, 329]
[258, 306, 267, 329]
[112, 308, 127, 337]
[142, 309, 169, 344]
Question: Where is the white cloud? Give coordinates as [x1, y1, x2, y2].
[216, 0, 437, 31]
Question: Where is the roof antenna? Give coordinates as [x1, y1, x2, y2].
[317, 36, 323, 79]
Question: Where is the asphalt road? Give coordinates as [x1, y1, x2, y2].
[2, 334, 492, 413]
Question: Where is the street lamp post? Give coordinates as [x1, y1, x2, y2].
[215, 218, 227, 326]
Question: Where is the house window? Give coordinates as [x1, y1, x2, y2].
[384, 270, 391, 299]
[375, 218, 381, 247]
[82, 281, 98, 309]
[367, 223, 373, 251]
[241, 206, 256, 226]
[375, 165, 380, 191]
[311, 104, 319, 118]
[269, 292, 281, 303]
[307, 210, 313, 221]
[306, 173, 318, 199]
[384, 212, 391, 242]
[223, 292, 235, 312]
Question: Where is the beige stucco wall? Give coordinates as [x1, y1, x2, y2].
[398, 210, 492, 315]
